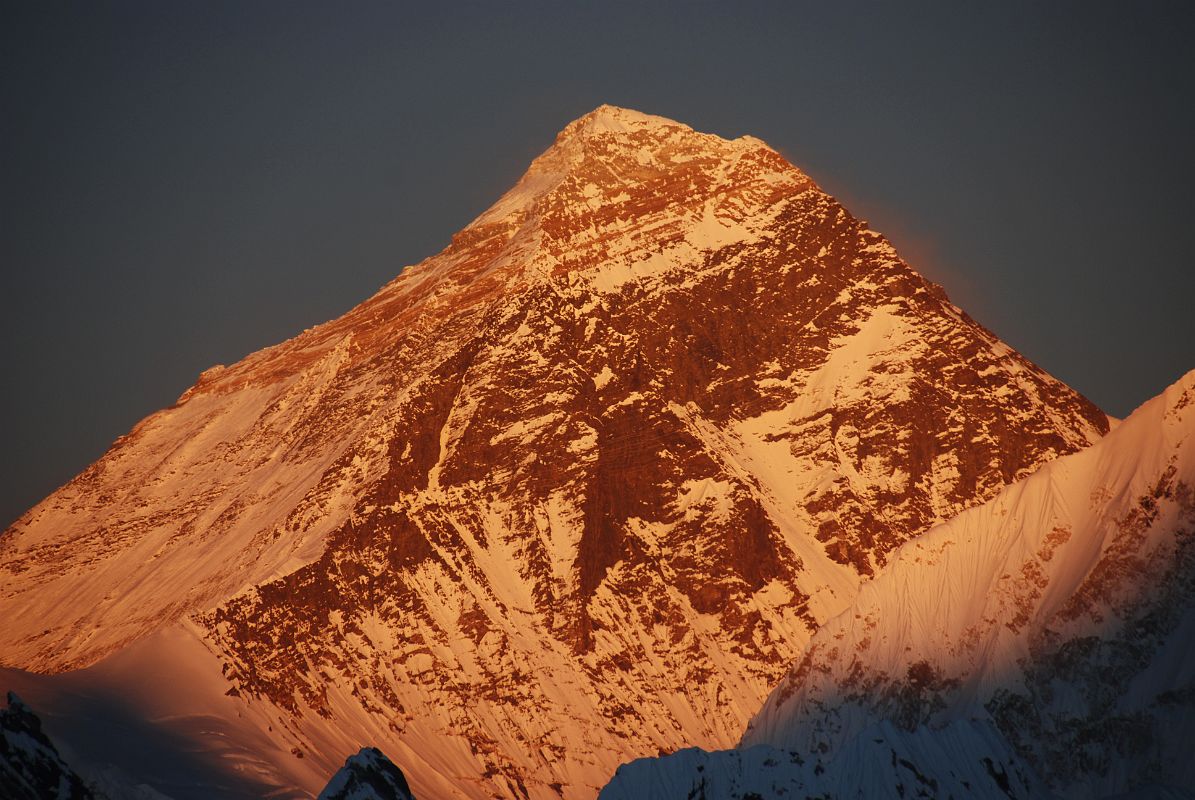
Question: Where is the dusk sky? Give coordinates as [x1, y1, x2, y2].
[3, 1, 1194, 528]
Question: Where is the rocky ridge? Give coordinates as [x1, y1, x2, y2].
[603, 370, 1195, 798]
[319, 747, 416, 800]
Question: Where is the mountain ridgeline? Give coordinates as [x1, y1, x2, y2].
[0, 106, 1119, 798]
[604, 370, 1195, 799]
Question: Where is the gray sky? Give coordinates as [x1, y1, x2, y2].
[3, 1, 1194, 527]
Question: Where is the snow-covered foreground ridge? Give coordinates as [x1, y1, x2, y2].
[3, 105, 1107, 798]
[319, 747, 416, 800]
[604, 369, 1195, 799]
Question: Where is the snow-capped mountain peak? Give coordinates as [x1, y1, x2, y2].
[2, 106, 1108, 798]
[556, 104, 676, 139]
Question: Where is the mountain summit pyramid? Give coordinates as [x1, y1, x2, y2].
[1, 106, 1108, 798]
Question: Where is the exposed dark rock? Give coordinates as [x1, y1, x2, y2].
[318, 747, 415, 800]
[0, 692, 95, 800]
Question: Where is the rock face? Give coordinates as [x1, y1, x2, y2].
[319, 748, 416, 800]
[605, 370, 1195, 799]
[0, 106, 1108, 798]
[0, 692, 94, 800]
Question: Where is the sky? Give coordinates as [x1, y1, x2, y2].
[2, 1, 1194, 527]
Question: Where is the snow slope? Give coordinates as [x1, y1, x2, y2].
[1, 105, 1109, 798]
[0, 622, 321, 799]
[603, 369, 1195, 799]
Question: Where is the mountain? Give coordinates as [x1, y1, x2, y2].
[318, 748, 416, 800]
[1, 692, 95, 800]
[0, 105, 1107, 798]
[602, 369, 1195, 799]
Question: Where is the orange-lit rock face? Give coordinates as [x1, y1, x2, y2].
[1, 106, 1108, 798]
[723, 373, 1195, 800]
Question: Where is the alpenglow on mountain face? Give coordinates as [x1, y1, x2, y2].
[0, 106, 1108, 798]
[603, 370, 1195, 799]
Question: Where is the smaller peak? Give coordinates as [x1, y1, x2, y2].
[1163, 367, 1195, 410]
[556, 105, 684, 142]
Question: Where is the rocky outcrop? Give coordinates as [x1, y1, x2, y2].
[0, 692, 95, 800]
[319, 748, 415, 800]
